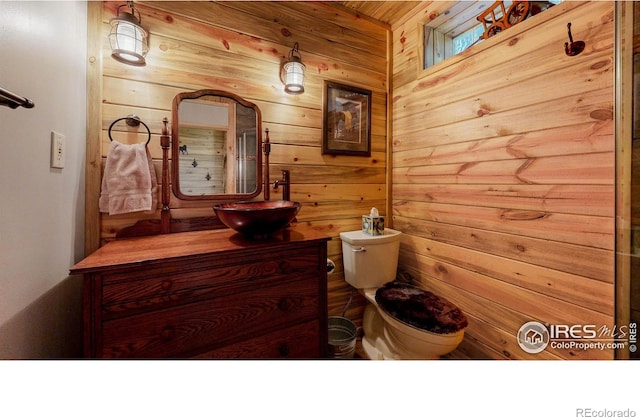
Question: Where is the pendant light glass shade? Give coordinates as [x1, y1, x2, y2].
[109, 1, 149, 66]
[282, 43, 305, 94]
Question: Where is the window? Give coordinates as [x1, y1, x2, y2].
[423, 1, 560, 70]
[452, 25, 486, 55]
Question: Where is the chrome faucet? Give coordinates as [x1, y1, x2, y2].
[273, 170, 290, 201]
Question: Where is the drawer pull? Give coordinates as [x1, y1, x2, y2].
[278, 298, 294, 312]
[160, 280, 173, 291]
[160, 326, 175, 340]
[278, 260, 291, 272]
[278, 343, 291, 357]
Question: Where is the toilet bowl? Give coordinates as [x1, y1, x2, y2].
[339, 228, 467, 359]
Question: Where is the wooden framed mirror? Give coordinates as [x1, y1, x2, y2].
[171, 89, 262, 201]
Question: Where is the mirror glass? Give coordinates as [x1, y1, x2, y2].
[171, 90, 262, 200]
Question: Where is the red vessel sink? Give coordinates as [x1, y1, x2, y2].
[213, 200, 301, 239]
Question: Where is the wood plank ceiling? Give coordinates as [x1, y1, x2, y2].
[335, 1, 499, 35]
[337, 1, 427, 26]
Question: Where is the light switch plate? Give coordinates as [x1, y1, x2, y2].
[51, 131, 65, 169]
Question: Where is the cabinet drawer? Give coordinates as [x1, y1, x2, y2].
[194, 320, 321, 359]
[101, 250, 320, 317]
[100, 277, 319, 358]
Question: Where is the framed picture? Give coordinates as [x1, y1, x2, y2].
[322, 81, 372, 156]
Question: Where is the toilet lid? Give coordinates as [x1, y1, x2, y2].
[375, 281, 468, 334]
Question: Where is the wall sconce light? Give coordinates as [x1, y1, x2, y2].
[109, 1, 149, 66]
[281, 42, 305, 94]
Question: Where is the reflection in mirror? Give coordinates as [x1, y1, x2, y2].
[171, 90, 262, 201]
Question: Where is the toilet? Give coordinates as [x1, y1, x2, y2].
[339, 228, 467, 359]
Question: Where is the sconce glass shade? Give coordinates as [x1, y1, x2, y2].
[282, 43, 305, 94]
[109, 2, 149, 66]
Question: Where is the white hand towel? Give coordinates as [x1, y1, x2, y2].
[99, 141, 158, 215]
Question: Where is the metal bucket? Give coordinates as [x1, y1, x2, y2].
[328, 316, 357, 359]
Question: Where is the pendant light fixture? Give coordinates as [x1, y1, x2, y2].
[281, 42, 305, 94]
[109, 1, 149, 66]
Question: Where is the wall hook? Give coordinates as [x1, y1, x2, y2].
[564, 22, 585, 56]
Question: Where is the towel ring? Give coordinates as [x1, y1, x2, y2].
[108, 115, 151, 146]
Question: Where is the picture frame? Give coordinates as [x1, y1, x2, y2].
[322, 81, 372, 156]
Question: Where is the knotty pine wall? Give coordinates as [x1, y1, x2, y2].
[89, 1, 390, 324]
[631, 1, 640, 360]
[391, 1, 615, 359]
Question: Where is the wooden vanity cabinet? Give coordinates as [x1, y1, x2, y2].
[70, 225, 330, 359]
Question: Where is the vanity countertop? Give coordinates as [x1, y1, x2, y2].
[73, 222, 330, 358]
[70, 223, 330, 274]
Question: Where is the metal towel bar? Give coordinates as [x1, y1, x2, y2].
[0, 86, 34, 109]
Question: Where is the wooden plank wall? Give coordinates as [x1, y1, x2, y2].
[631, 1, 640, 359]
[391, 1, 616, 359]
[92, 1, 390, 324]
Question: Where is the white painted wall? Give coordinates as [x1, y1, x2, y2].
[0, 1, 86, 358]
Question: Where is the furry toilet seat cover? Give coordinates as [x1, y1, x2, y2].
[375, 281, 468, 334]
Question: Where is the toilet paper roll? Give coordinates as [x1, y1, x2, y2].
[327, 258, 336, 275]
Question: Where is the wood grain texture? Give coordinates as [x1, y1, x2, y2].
[391, 1, 616, 359]
[85, 1, 104, 255]
[73, 224, 329, 358]
[88, 1, 390, 328]
[88, 1, 620, 360]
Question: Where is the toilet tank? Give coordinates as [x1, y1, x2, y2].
[339, 228, 402, 289]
